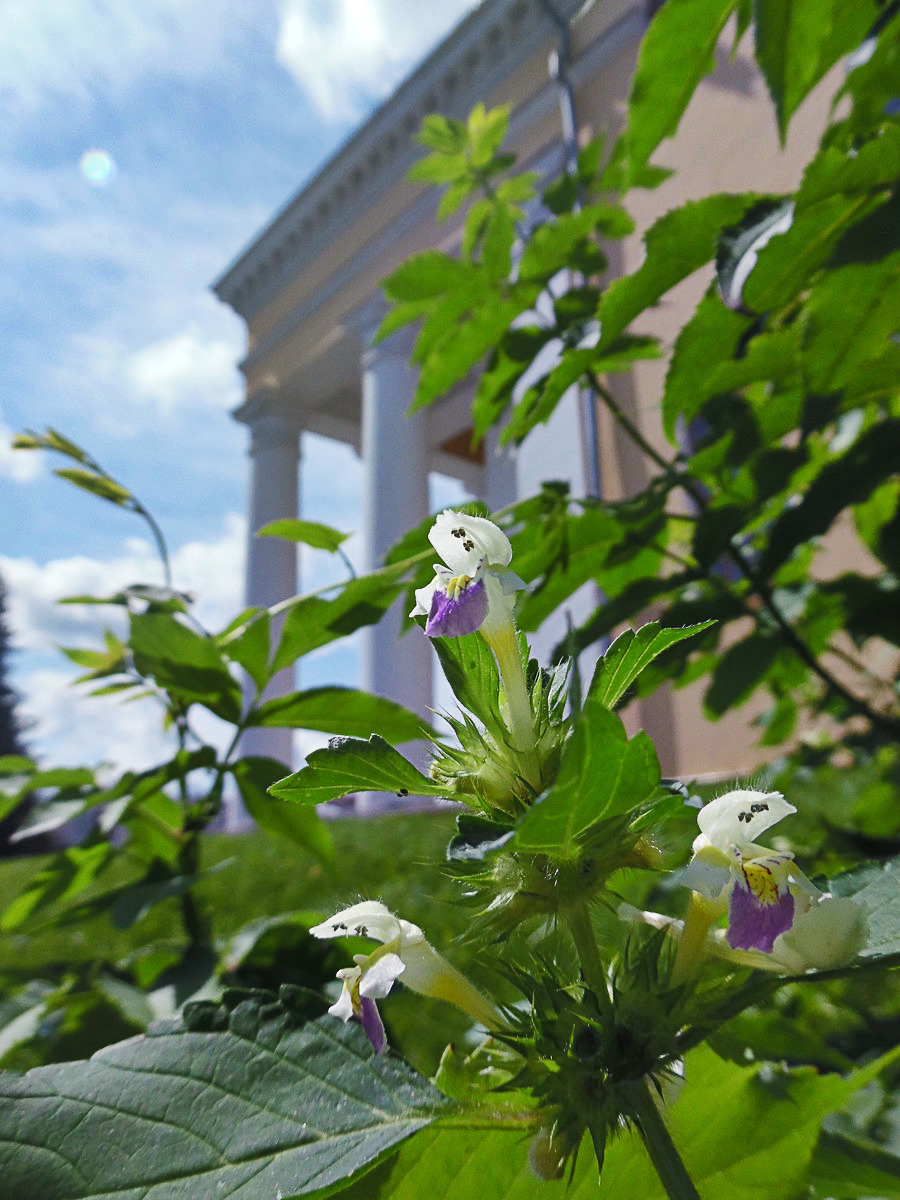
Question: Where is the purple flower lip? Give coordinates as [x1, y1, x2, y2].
[425, 576, 488, 637]
[359, 996, 387, 1054]
[727, 881, 795, 953]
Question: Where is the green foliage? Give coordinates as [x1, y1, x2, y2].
[271, 735, 445, 806]
[6, 4, 900, 1197]
[0, 999, 447, 1199]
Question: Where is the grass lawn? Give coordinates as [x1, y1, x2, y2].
[0, 810, 463, 984]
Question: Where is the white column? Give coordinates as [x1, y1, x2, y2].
[359, 325, 432, 806]
[240, 405, 302, 768]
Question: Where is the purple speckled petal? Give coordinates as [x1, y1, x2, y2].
[727, 880, 795, 953]
[358, 996, 388, 1054]
[425, 577, 488, 638]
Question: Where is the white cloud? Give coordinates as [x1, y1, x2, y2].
[124, 329, 242, 414]
[2, 0, 266, 119]
[276, 0, 480, 122]
[0, 514, 247, 653]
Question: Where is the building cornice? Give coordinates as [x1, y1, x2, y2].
[212, 0, 588, 320]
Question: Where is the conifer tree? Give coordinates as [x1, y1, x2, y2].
[0, 575, 23, 759]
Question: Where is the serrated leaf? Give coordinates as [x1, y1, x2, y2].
[257, 518, 350, 552]
[621, 0, 738, 181]
[512, 703, 660, 858]
[383, 251, 473, 302]
[755, 0, 880, 140]
[0, 1006, 447, 1199]
[596, 194, 758, 351]
[270, 735, 445, 806]
[588, 621, 715, 710]
[251, 686, 431, 743]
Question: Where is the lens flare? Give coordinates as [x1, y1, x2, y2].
[79, 149, 117, 187]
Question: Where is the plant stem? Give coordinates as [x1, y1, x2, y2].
[567, 902, 614, 1025]
[620, 1077, 702, 1200]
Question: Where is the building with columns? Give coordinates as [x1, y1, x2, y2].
[213, 0, 838, 784]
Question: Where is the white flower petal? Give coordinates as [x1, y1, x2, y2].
[309, 901, 401, 943]
[770, 896, 868, 972]
[358, 952, 406, 999]
[410, 573, 441, 619]
[429, 510, 512, 575]
[696, 790, 795, 851]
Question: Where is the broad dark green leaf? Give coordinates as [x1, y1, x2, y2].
[588, 621, 715, 710]
[620, 0, 738, 181]
[251, 686, 431, 743]
[596, 194, 756, 351]
[270, 735, 445, 806]
[257, 518, 350, 552]
[0, 1003, 447, 1199]
[231, 756, 334, 865]
[512, 703, 660, 858]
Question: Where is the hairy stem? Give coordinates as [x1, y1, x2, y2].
[567, 902, 614, 1024]
[620, 1077, 702, 1200]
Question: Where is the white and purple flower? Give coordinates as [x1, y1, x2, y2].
[310, 900, 498, 1053]
[410, 510, 524, 640]
[685, 789, 807, 953]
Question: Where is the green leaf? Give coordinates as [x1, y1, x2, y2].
[231, 756, 334, 866]
[270, 735, 445, 806]
[272, 561, 419, 673]
[332, 1043, 900, 1200]
[218, 608, 271, 691]
[588, 621, 715, 710]
[512, 704, 660, 858]
[704, 634, 781, 716]
[383, 251, 473, 302]
[430, 633, 502, 729]
[803, 251, 900, 392]
[620, 0, 738, 181]
[810, 1130, 900, 1199]
[130, 611, 242, 721]
[596, 194, 757, 350]
[251, 686, 432, 743]
[755, 0, 880, 140]
[831, 856, 900, 958]
[0, 1004, 447, 1199]
[257, 518, 350, 552]
[53, 467, 132, 506]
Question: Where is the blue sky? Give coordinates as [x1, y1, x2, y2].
[1, 0, 476, 770]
